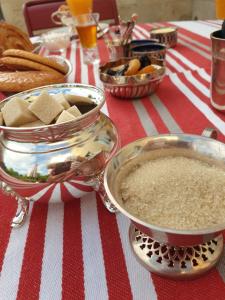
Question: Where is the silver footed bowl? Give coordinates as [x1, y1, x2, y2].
[104, 131, 225, 246]
[0, 83, 119, 227]
[104, 130, 225, 278]
[99, 58, 166, 99]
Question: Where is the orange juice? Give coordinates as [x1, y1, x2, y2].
[66, 0, 93, 16]
[215, 0, 225, 19]
[76, 24, 97, 48]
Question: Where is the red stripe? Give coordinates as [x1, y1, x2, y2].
[98, 37, 147, 146]
[0, 192, 17, 273]
[152, 268, 225, 300]
[87, 64, 95, 86]
[156, 75, 225, 142]
[96, 194, 132, 299]
[16, 186, 54, 300]
[62, 189, 84, 300]
[60, 183, 79, 203]
[105, 93, 147, 146]
[141, 97, 169, 133]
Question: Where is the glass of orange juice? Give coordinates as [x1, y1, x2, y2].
[215, 0, 225, 19]
[74, 13, 100, 64]
[66, 0, 93, 16]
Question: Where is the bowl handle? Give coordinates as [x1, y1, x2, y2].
[94, 172, 118, 213]
[0, 181, 29, 228]
[201, 128, 218, 139]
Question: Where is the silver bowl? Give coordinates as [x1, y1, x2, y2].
[99, 58, 166, 99]
[0, 83, 119, 227]
[104, 130, 225, 278]
[46, 55, 73, 80]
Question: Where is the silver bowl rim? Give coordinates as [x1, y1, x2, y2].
[150, 26, 178, 35]
[104, 133, 225, 236]
[46, 55, 73, 78]
[0, 83, 105, 131]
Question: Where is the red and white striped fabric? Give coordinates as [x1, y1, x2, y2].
[1, 20, 225, 300]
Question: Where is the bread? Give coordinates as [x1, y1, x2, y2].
[3, 49, 68, 74]
[0, 22, 34, 55]
[0, 56, 62, 74]
[0, 71, 64, 92]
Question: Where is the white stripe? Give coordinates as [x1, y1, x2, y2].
[166, 55, 186, 73]
[184, 71, 210, 97]
[80, 48, 89, 84]
[67, 41, 76, 83]
[171, 21, 215, 38]
[168, 48, 198, 70]
[31, 184, 53, 201]
[64, 182, 90, 198]
[170, 73, 225, 133]
[81, 193, 108, 300]
[116, 214, 157, 300]
[197, 68, 211, 83]
[49, 184, 61, 203]
[39, 201, 64, 300]
[0, 204, 33, 300]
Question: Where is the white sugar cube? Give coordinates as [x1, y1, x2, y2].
[67, 105, 81, 117]
[56, 110, 77, 124]
[2, 97, 37, 127]
[29, 91, 64, 125]
[54, 94, 70, 109]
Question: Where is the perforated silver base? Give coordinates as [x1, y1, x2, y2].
[129, 224, 224, 279]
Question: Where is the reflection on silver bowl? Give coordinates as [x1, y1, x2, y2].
[104, 130, 225, 278]
[99, 58, 166, 99]
[0, 83, 119, 228]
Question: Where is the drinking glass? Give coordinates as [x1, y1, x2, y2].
[215, 0, 225, 19]
[74, 13, 100, 64]
[66, 0, 93, 16]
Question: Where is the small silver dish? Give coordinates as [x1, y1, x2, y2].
[150, 27, 177, 48]
[46, 55, 73, 80]
[99, 58, 166, 99]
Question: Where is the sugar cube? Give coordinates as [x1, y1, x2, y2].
[29, 91, 64, 125]
[67, 105, 81, 117]
[2, 97, 37, 127]
[54, 94, 70, 109]
[56, 110, 77, 124]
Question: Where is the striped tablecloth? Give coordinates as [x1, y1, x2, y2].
[1, 20, 225, 300]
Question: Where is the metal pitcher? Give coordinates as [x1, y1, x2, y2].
[211, 30, 225, 110]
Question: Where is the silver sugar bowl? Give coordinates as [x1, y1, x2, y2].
[0, 83, 119, 227]
[104, 129, 225, 279]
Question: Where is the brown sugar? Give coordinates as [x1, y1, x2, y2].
[120, 156, 225, 230]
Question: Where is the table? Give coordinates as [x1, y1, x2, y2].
[0, 20, 225, 300]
